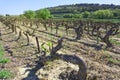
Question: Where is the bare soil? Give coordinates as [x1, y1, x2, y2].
[0, 22, 120, 80]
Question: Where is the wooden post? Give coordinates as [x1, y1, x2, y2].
[35, 37, 40, 53]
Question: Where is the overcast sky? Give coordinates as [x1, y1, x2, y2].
[0, 0, 119, 15]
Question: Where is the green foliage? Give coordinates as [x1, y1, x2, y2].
[48, 4, 120, 19]
[63, 14, 82, 18]
[36, 9, 51, 19]
[41, 43, 49, 53]
[113, 9, 120, 19]
[0, 45, 4, 58]
[0, 70, 12, 79]
[5, 14, 10, 16]
[23, 10, 36, 19]
[110, 39, 120, 46]
[0, 43, 12, 79]
[93, 10, 113, 19]
[0, 51, 4, 58]
[81, 11, 90, 18]
[41, 41, 53, 54]
[19, 14, 26, 18]
[0, 58, 10, 63]
[44, 60, 52, 65]
[103, 52, 112, 58]
[108, 58, 120, 64]
[63, 14, 73, 18]
[49, 15, 54, 18]
[116, 34, 120, 38]
[0, 43, 10, 63]
[73, 14, 83, 18]
[46, 41, 53, 48]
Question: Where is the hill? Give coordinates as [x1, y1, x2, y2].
[46, 3, 120, 18]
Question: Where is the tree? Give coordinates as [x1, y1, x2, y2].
[93, 9, 113, 19]
[73, 14, 83, 18]
[49, 15, 54, 19]
[113, 9, 120, 19]
[23, 10, 36, 19]
[63, 14, 73, 18]
[36, 9, 51, 19]
[81, 11, 90, 18]
[19, 14, 26, 18]
[63, 14, 83, 18]
[6, 14, 10, 16]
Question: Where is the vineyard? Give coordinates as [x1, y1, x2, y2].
[0, 16, 120, 80]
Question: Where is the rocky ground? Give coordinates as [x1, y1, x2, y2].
[0, 22, 120, 80]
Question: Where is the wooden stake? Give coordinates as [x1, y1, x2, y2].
[35, 37, 40, 53]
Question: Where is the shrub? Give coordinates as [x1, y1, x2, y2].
[93, 9, 113, 19]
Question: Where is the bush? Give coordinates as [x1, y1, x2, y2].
[36, 9, 51, 19]
[63, 14, 83, 18]
[82, 11, 90, 18]
[73, 14, 83, 18]
[63, 14, 73, 18]
[23, 10, 36, 19]
[93, 10, 113, 19]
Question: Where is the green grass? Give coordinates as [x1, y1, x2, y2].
[44, 60, 53, 65]
[0, 58, 10, 63]
[103, 52, 112, 58]
[0, 45, 4, 58]
[108, 58, 120, 64]
[116, 34, 120, 38]
[110, 39, 120, 46]
[0, 51, 4, 58]
[0, 70, 12, 79]
[0, 42, 12, 79]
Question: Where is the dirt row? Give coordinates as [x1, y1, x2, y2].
[0, 22, 120, 80]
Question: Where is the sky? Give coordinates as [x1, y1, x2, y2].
[0, 0, 120, 15]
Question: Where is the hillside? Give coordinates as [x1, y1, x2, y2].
[46, 3, 120, 18]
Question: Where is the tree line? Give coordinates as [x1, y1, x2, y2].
[21, 8, 120, 19]
[20, 9, 53, 19]
[48, 3, 120, 18]
[63, 9, 120, 19]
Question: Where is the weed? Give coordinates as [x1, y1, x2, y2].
[116, 34, 120, 38]
[0, 51, 4, 58]
[41, 41, 53, 54]
[0, 46, 4, 57]
[63, 45, 67, 49]
[0, 58, 10, 63]
[108, 58, 119, 64]
[103, 52, 112, 58]
[0, 70, 12, 79]
[44, 60, 52, 65]
[110, 39, 120, 46]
